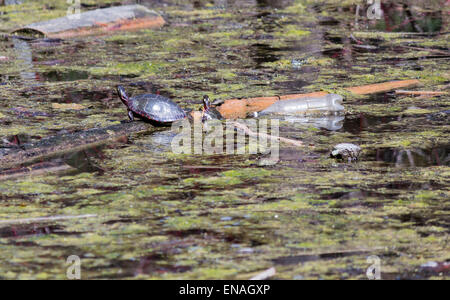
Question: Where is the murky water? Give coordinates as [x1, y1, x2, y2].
[0, 0, 448, 280]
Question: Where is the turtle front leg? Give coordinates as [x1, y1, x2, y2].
[128, 110, 135, 121]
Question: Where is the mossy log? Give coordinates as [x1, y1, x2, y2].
[0, 121, 153, 170]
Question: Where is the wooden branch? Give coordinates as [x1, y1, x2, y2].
[0, 121, 154, 170]
[345, 79, 421, 95]
[217, 80, 421, 119]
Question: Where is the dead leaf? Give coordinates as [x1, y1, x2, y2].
[52, 103, 86, 110]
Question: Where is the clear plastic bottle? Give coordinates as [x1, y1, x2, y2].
[259, 94, 344, 115]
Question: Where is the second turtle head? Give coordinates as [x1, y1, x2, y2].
[117, 86, 129, 106]
[203, 95, 211, 110]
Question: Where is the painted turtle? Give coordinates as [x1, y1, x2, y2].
[202, 95, 223, 122]
[117, 86, 186, 123]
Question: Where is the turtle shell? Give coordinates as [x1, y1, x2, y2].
[128, 94, 186, 123]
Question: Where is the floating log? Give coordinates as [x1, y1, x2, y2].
[217, 80, 421, 119]
[0, 122, 154, 170]
[12, 5, 165, 38]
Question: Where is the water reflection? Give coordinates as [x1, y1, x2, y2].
[374, 146, 449, 167]
[38, 70, 90, 82]
[343, 114, 398, 134]
[250, 43, 280, 68]
[269, 115, 345, 131]
[137, 130, 178, 153]
[63, 148, 104, 174]
[256, 0, 292, 9]
[13, 38, 36, 81]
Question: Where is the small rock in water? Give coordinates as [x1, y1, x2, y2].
[331, 143, 362, 162]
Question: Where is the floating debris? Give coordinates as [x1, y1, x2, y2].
[52, 103, 86, 111]
[13, 5, 165, 39]
[259, 94, 344, 116]
[216, 80, 421, 119]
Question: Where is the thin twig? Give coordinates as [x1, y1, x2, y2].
[395, 90, 446, 96]
[230, 121, 304, 147]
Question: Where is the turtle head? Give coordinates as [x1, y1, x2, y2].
[203, 95, 211, 110]
[117, 86, 129, 106]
